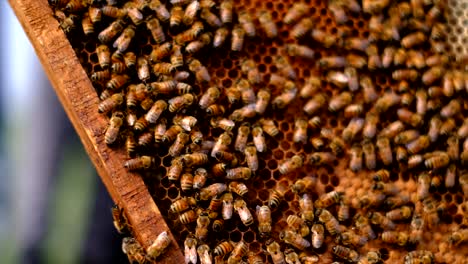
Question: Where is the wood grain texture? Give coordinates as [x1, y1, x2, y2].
[8, 0, 184, 261]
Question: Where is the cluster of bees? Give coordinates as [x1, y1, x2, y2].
[48, 0, 468, 263]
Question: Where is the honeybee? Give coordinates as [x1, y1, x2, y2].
[101, 5, 126, 19]
[381, 46, 396, 68]
[286, 214, 305, 230]
[349, 144, 363, 172]
[214, 240, 235, 257]
[199, 183, 226, 201]
[395, 130, 420, 145]
[98, 93, 124, 114]
[146, 231, 171, 259]
[338, 231, 368, 248]
[98, 19, 125, 44]
[152, 62, 174, 76]
[354, 212, 376, 240]
[88, 6, 102, 23]
[105, 111, 124, 145]
[176, 82, 193, 95]
[180, 170, 193, 192]
[183, 153, 209, 167]
[404, 250, 434, 264]
[343, 118, 365, 143]
[148, 79, 176, 94]
[422, 66, 444, 85]
[227, 241, 247, 264]
[448, 229, 468, 246]
[303, 93, 327, 115]
[371, 169, 390, 183]
[144, 100, 167, 125]
[332, 245, 359, 262]
[121, 237, 146, 263]
[274, 56, 297, 79]
[280, 230, 310, 250]
[210, 117, 235, 132]
[358, 76, 377, 104]
[96, 44, 111, 69]
[272, 83, 298, 109]
[240, 59, 261, 85]
[401, 31, 426, 48]
[284, 248, 301, 264]
[149, 42, 171, 63]
[241, 144, 258, 172]
[195, 212, 210, 241]
[146, 17, 165, 44]
[111, 59, 126, 74]
[180, 0, 199, 25]
[376, 136, 393, 166]
[186, 33, 212, 54]
[441, 99, 461, 119]
[221, 192, 234, 220]
[369, 211, 395, 230]
[170, 44, 184, 69]
[106, 74, 129, 91]
[231, 26, 245, 51]
[459, 172, 468, 197]
[330, 0, 351, 22]
[188, 59, 211, 83]
[381, 231, 410, 246]
[170, 196, 196, 215]
[200, 8, 222, 28]
[292, 118, 308, 143]
[113, 26, 135, 55]
[397, 108, 423, 127]
[283, 2, 308, 24]
[189, 168, 207, 190]
[196, 244, 212, 264]
[184, 234, 198, 264]
[308, 152, 336, 167]
[256, 205, 272, 236]
[168, 94, 195, 113]
[444, 164, 456, 188]
[258, 10, 278, 38]
[279, 155, 303, 175]
[169, 132, 190, 157]
[179, 209, 198, 225]
[360, 140, 376, 170]
[406, 135, 430, 154]
[308, 116, 322, 131]
[304, 223, 324, 251]
[290, 17, 313, 40]
[299, 194, 317, 225]
[266, 239, 285, 264]
[329, 91, 352, 113]
[336, 197, 350, 222]
[252, 125, 267, 153]
[386, 205, 412, 222]
[211, 132, 232, 158]
[425, 152, 450, 170]
[175, 22, 204, 45]
[213, 27, 229, 48]
[167, 156, 183, 181]
[152, 118, 167, 144]
[91, 70, 111, 84]
[80, 12, 94, 36]
[234, 198, 253, 226]
[392, 48, 407, 66]
[149, 0, 170, 22]
[362, 112, 378, 139]
[392, 69, 419, 82]
[311, 29, 337, 48]
[317, 56, 346, 70]
[268, 189, 284, 211]
[407, 154, 423, 169]
[440, 118, 456, 136]
[111, 205, 129, 234]
[212, 218, 224, 232]
[315, 190, 341, 209]
[226, 167, 251, 180]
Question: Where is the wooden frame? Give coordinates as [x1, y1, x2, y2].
[8, 0, 184, 261]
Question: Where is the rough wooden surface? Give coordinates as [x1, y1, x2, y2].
[8, 0, 184, 261]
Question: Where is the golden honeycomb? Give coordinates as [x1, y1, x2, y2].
[49, 0, 468, 263]
[446, 0, 468, 62]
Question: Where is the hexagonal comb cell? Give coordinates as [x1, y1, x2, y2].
[48, 0, 468, 263]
